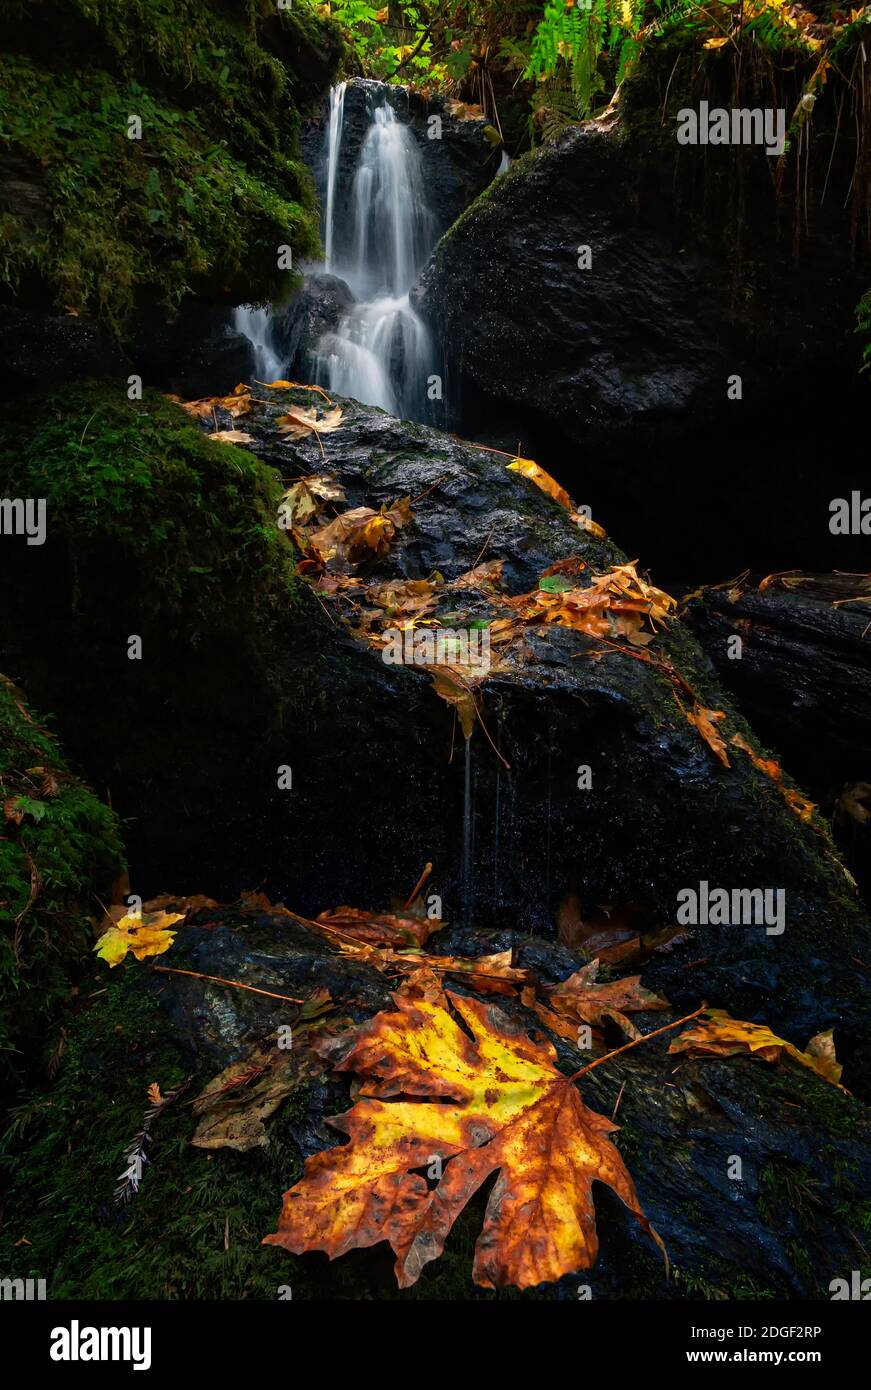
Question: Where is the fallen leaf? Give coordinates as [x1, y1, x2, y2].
[309, 498, 411, 568]
[507, 456, 573, 510]
[686, 706, 730, 768]
[546, 960, 670, 1040]
[668, 1009, 845, 1089]
[263, 989, 666, 1288]
[730, 732, 816, 821]
[148, 1082, 164, 1106]
[429, 666, 478, 739]
[316, 905, 439, 949]
[207, 429, 255, 444]
[178, 384, 252, 420]
[447, 560, 504, 591]
[94, 910, 184, 967]
[276, 405, 344, 440]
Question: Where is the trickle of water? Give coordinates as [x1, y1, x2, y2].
[324, 81, 347, 272]
[232, 305, 283, 383]
[462, 738, 473, 927]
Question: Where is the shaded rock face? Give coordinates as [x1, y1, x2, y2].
[301, 78, 499, 251]
[418, 110, 871, 588]
[140, 905, 871, 1299]
[0, 304, 255, 401]
[271, 272, 354, 369]
[683, 573, 871, 902]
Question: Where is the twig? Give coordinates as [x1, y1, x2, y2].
[404, 862, 433, 910]
[570, 1004, 707, 1081]
[151, 964, 304, 1005]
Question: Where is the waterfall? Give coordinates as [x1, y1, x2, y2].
[323, 81, 346, 272]
[315, 87, 436, 422]
[232, 305, 282, 382]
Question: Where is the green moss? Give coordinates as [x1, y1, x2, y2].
[0, 383, 298, 642]
[0, 675, 124, 1092]
[0, 0, 343, 330]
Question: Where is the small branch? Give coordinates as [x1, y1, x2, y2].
[404, 862, 433, 910]
[151, 964, 304, 1005]
[570, 1004, 707, 1082]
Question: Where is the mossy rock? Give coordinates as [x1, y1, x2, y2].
[0, 0, 344, 331]
[0, 382, 321, 898]
[0, 674, 124, 1093]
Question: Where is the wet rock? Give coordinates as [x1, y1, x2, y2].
[271, 271, 355, 375]
[418, 79, 871, 583]
[143, 910, 871, 1299]
[3, 384, 870, 1070]
[683, 572, 871, 901]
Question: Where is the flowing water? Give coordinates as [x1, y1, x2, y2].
[232, 305, 283, 382]
[315, 87, 437, 421]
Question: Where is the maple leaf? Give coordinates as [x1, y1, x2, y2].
[309, 498, 411, 568]
[207, 428, 255, 444]
[545, 961, 670, 1040]
[506, 456, 574, 510]
[276, 405, 344, 440]
[408, 950, 530, 996]
[316, 906, 440, 949]
[94, 910, 184, 967]
[428, 666, 479, 739]
[178, 384, 252, 420]
[686, 705, 730, 768]
[263, 990, 666, 1289]
[668, 1009, 845, 1089]
[447, 560, 504, 591]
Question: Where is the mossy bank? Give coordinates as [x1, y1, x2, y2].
[0, 0, 343, 331]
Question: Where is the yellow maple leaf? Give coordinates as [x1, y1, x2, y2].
[94, 910, 184, 967]
[506, 456, 574, 510]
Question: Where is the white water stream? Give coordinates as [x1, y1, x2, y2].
[314, 86, 436, 420]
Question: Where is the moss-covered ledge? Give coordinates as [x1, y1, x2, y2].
[0, 0, 344, 331]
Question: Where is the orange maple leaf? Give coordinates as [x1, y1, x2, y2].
[264, 990, 666, 1289]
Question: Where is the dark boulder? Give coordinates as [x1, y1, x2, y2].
[271, 271, 355, 374]
[3, 382, 869, 1071]
[683, 571, 871, 901]
[418, 74, 871, 586]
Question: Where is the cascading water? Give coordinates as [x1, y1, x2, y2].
[315, 87, 437, 422]
[323, 81, 346, 272]
[232, 305, 283, 382]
